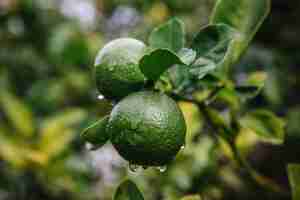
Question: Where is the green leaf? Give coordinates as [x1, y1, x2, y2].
[181, 195, 202, 200]
[191, 24, 235, 61]
[287, 164, 300, 200]
[197, 73, 225, 88]
[178, 48, 197, 65]
[189, 58, 218, 81]
[211, 0, 270, 43]
[236, 71, 268, 99]
[284, 108, 300, 163]
[210, 0, 271, 70]
[139, 49, 184, 81]
[205, 107, 235, 141]
[80, 115, 110, 149]
[113, 179, 144, 200]
[168, 64, 191, 93]
[168, 24, 233, 90]
[239, 110, 286, 144]
[190, 24, 235, 79]
[235, 85, 261, 99]
[149, 17, 185, 52]
[0, 91, 35, 138]
[213, 87, 240, 110]
[246, 71, 268, 86]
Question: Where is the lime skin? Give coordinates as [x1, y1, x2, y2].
[94, 38, 147, 99]
[107, 91, 186, 166]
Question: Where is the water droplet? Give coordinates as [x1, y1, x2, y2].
[131, 122, 139, 130]
[111, 100, 117, 106]
[129, 163, 140, 173]
[181, 145, 185, 150]
[157, 165, 167, 173]
[142, 166, 148, 170]
[97, 94, 105, 100]
[85, 142, 94, 151]
[204, 99, 211, 106]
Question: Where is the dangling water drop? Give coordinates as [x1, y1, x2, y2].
[111, 100, 117, 106]
[181, 145, 185, 150]
[97, 94, 105, 100]
[142, 166, 148, 170]
[204, 99, 210, 106]
[108, 67, 114, 72]
[205, 97, 215, 106]
[85, 142, 94, 151]
[129, 163, 140, 173]
[157, 165, 167, 173]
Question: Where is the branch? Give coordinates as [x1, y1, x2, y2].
[170, 91, 289, 196]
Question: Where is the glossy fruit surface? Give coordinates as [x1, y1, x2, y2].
[94, 38, 147, 99]
[108, 91, 186, 166]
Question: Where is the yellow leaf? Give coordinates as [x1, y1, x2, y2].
[0, 134, 27, 169]
[39, 109, 87, 158]
[178, 102, 203, 144]
[145, 2, 169, 24]
[181, 195, 202, 200]
[25, 149, 49, 166]
[42, 108, 87, 128]
[235, 128, 259, 156]
[0, 91, 35, 137]
[218, 137, 234, 159]
[39, 123, 74, 159]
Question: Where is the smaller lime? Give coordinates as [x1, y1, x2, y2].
[94, 38, 147, 99]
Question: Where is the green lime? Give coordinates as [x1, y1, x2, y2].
[108, 91, 186, 166]
[94, 38, 147, 99]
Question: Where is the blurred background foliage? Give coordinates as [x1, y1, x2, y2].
[0, 0, 299, 199]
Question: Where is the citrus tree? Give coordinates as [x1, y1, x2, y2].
[81, 0, 299, 199]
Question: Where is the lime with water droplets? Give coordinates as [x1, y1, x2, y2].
[94, 38, 147, 99]
[107, 91, 186, 166]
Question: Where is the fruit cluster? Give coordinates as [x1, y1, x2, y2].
[82, 38, 187, 167]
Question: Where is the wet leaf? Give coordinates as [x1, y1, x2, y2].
[189, 58, 216, 80]
[178, 48, 197, 65]
[190, 24, 235, 79]
[149, 17, 185, 52]
[210, 0, 271, 71]
[139, 49, 184, 81]
[191, 24, 234, 62]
